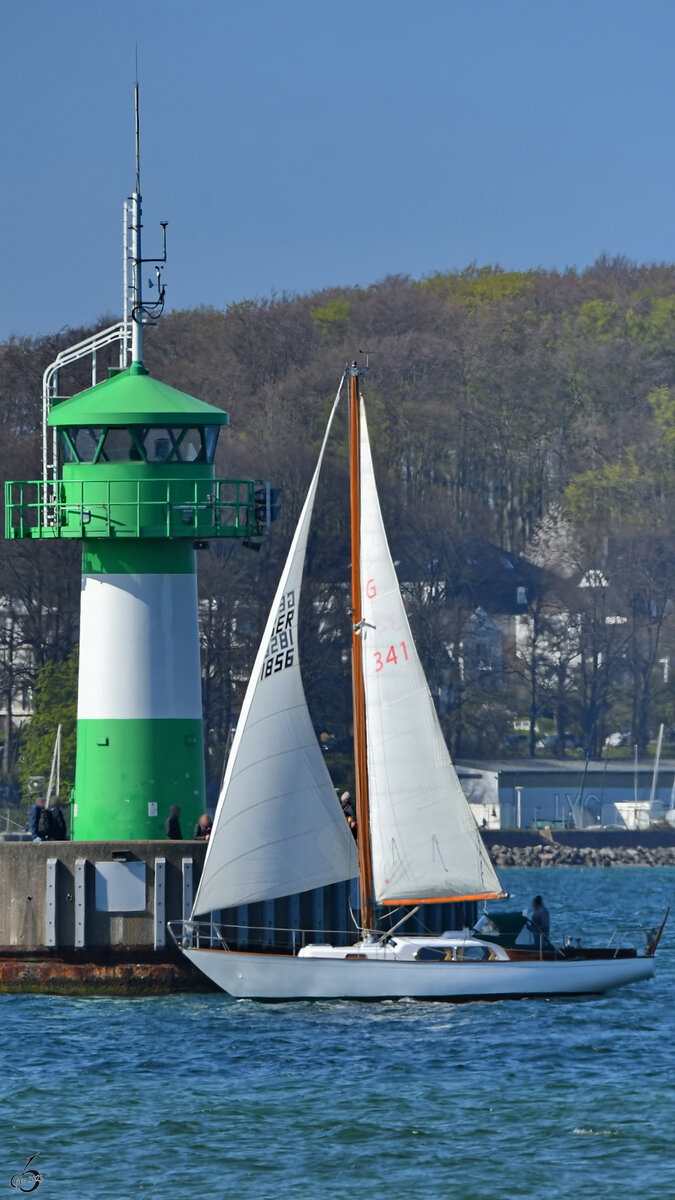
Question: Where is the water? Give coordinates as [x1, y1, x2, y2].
[2, 867, 674, 1199]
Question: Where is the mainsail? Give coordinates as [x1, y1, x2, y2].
[358, 399, 502, 904]
[192, 382, 358, 916]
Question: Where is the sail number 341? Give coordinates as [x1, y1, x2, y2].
[373, 642, 409, 671]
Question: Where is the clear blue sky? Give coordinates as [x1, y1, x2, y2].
[2, 0, 675, 341]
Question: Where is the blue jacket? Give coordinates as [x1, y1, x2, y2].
[29, 804, 45, 838]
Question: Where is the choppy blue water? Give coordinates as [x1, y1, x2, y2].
[2, 867, 674, 1200]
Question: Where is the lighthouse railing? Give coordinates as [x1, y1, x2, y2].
[6, 477, 265, 541]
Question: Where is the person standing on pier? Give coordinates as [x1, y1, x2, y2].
[193, 814, 212, 840]
[47, 797, 68, 841]
[28, 796, 52, 841]
[166, 806, 183, 839]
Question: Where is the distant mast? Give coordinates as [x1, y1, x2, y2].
[348, 361, 376, 932]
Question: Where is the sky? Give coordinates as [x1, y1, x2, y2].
[3, 0, 675, 341]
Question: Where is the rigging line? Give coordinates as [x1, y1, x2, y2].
[376, 906, 419, 944]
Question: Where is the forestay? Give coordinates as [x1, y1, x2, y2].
[358, 399, 502, 904]
[192, 381, 358, 916]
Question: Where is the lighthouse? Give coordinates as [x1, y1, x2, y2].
[5, 88, 272, 839]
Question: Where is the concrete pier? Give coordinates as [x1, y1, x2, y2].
[0, 841, 211, 994]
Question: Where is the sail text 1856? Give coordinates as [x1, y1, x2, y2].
[261, 589, 296, 678]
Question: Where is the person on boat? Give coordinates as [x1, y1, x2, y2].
[47, 796, 68, 841]
[530, 895, 550, 938]
[193, 814, 212, 840]
[166, 805, 183, 839]
[340, 791, 358, 839]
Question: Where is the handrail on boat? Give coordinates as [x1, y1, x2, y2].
[167, 918, 486, 956]
[605, 922, 659, 955]
[169, 918, 369, 954]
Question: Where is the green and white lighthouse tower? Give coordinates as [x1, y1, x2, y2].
[5, 89, 272, 839]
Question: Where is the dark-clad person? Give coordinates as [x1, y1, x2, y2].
[531, 895, 550, 938]
[193, 814, 212, 840]
[28, 796, 48, 841]
[166, 805, 183, 839]
[47, 796, 68, 841]
[340, 791, 358, 840]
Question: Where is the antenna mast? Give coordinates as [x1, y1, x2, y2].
[131, 80, 143, 363]
[39, 80, 166, 512]
[129, 79, 167, 365]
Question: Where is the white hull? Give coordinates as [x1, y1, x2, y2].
[181, 946, 654, 1001]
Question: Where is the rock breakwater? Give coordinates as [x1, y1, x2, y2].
[488, 842, 675, 868]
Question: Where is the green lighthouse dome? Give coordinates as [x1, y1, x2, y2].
[49, 362, 228, 471]
[49, 361, 229, 426]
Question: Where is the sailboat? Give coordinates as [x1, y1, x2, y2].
[172, 366, 665, 1000]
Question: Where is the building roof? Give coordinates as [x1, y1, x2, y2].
[396, 536, 556, 616]
[458, 758, 675, 776]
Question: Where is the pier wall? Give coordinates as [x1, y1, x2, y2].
[0, 841, 206, 953]
[0, 841, 211, 993]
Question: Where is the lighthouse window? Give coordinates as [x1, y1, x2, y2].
[204, 427, 219, 462]
[176, 428, 203, 462]
[144, 429, 173, 461]
[174, 427, 219, 463]
[59, 431, 78, 462]
[59, 424, 218, 464]
[141, 426, 212, 463]
[99, 428, 138, 462]
[68, 427, 105, 462]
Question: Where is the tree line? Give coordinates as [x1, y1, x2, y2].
[2, 257, 675, 799]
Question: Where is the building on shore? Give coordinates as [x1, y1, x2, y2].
[457, 759, 675, 830]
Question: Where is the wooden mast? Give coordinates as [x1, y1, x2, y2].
[348, 362, 375, 932]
